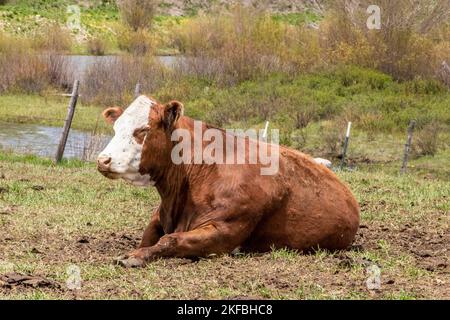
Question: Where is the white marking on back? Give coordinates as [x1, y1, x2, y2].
[314, 157, 332, 168]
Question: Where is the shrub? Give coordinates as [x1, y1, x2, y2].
[117, 0, 158, 32]
[81, 55, 169, 106]
[117, 27, 154, 56]
[413, 121, 443, 157]
[320, 120, 345, 157]
[170, 5, 321, 85]
[332, 66, 393, 91]
[32, 24, 72, 53]
[404, 78, 447, 95]
[0, 33, 68, 93]
[87, 37, 107, 56]
[321, 0, 450, 83]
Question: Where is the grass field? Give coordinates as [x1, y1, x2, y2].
[0, 152, 448, 299]
[0, 94, 112, 134]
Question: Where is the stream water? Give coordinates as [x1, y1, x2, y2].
[0, 55, 182, 160]
[0, 121, 111, 160]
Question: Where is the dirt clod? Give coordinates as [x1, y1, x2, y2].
[0, 272, 59, 289]
[77, 237, 90, 244]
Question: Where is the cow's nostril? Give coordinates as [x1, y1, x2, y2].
[97, 157, 112, 170]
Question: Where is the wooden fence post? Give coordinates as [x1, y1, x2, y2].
[134, 83, 141, 99]
[55, 80, 80, 163]
[401, 120, 416, 174]
[340, 122, 352, 169]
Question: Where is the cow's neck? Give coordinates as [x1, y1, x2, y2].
[152, 162, 188, 234]
[147, 117, 218, 234]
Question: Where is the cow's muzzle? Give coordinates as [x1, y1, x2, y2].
[97, 156, 112, 173]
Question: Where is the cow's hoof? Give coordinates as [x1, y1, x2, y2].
[115, 256, 145, 268]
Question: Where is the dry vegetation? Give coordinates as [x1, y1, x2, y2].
[81, 55, 169, 105]
[1, 2, 448, 97]
[323, 0, 450, 81]
[170, 5, 322, 84]
[116, 0, 159, 55]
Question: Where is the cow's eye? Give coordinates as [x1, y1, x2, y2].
[133, 126, 149, 144]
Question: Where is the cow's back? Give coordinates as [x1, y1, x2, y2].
[242, 146, 360, 252]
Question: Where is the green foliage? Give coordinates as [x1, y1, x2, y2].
[152, 68, 449, 136]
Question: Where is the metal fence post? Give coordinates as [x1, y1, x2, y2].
[340, 122, 352, 169]
[134, 83, 141, 99]
[55, 80, 80, 163]
[262, 121, 269, 141]
[401, 120, 416, 174]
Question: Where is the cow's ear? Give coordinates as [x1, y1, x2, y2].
[102, 107, 124, 124]
[163, 101, 184, 130]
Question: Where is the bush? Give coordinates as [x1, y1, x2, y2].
[170, 5, 321, 85]
[320, 120, 345, 157]
[0, 33, 68, 93]
[413, 121, 443, 157]
[32, 24, 72, 53]
[87, 37, 107, 56]
[321, 0, 450, 82]
[0, 53, 68, 94]
[117, 0, 158, 31]
[81, 55, 169, 106]
[117, 28, 154, 56]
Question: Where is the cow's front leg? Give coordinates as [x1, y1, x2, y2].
[114, 208, 164, 264]
[139, 207, 164, 248]
[117, 223, 248, 268]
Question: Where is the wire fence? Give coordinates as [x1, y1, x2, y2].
[0, 82, 446, 176]
[0, 120, 111, 162]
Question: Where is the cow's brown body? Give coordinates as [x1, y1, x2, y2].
[102, 101, 360, 267]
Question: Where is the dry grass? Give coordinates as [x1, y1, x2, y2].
[0, 33, 69, 93]
[117, 0, 158, 32]
[322, 0, 450, 81]
[170, 5, 321, 85]
[86, 37, 107, 56]
[32, 24, 72, 53]
[81, 55, 169, 106]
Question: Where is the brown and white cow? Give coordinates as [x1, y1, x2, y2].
[97, 95, 360, 267]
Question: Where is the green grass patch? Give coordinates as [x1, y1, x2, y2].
[0, 94, 112, 134]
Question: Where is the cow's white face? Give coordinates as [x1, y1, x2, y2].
[97, 95, 155, 187]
